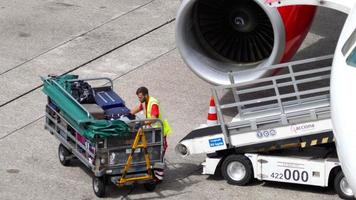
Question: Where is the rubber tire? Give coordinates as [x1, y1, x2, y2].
[334, 171, 355, 200]
[58, 144, 71, 166]
[221, 154, 253, 186]
[93, 176, 106, 198]
[144, 181, 157, 192]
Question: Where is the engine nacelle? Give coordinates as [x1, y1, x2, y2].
[176, 0, 316, 85]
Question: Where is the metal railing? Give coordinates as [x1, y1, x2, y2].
[212, 55, 333, 145]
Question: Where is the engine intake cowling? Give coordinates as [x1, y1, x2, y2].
[176, 0, 316, 85]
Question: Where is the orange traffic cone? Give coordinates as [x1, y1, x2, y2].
[207, 96, 218, 126]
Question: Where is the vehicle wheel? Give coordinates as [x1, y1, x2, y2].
[143, 181, 157, 192]
[93, 176, 106, 198]
[58, 144, 71, 166]
[221, 154, 253, 186]
[334, 171, 355, 200]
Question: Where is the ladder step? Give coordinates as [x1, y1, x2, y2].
[118, 175, 152, 185]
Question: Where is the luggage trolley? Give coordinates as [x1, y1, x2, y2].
[42, 75, 165, 197]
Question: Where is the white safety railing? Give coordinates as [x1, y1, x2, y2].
[212, 55, 333, 144]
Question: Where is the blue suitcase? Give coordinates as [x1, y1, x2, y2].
[94, 88, 125, 109]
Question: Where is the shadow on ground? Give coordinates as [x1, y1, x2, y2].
[66, 158, 203, 199]
[108, 162, 202, 199]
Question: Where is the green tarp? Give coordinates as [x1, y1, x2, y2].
[42, 75, 130, 139]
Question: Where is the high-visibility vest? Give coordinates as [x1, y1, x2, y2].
[142, 96, 172, 136]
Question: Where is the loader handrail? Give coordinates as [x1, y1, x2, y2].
[212, 55, 334, 146]
[215, 54, 333, 90]
[219, 87, 330, 110]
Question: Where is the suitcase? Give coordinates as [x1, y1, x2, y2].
[48, 97, 59, 111]
[82, 104, 105, 119]
[76, 132, 87, 144]
[71, 81, 95, 104]
[93, 87, 125, 109]
[104, 106, 134, 120]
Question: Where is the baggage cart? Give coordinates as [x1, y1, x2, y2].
[42, 76, 164, 197]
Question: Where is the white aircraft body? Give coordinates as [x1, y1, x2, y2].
[330, 2, 356, 196]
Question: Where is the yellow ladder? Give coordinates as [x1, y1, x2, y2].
[118, 128, 153, 185]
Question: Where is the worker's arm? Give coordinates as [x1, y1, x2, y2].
[130, 104, 142, 115]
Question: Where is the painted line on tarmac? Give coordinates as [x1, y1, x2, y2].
[0, 115, 44, 140]
[0, 0, 155, 76]
[0, 18, 176, 108]
[0, 47, 176, 141]
[110, 48, 176, 83]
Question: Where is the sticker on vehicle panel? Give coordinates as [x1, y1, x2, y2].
[256, 129, 277, 138]
[209, 137, 224, 147]
[291, 123, 315, 134]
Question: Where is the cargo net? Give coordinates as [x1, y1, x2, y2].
[42, 75, 138, 139]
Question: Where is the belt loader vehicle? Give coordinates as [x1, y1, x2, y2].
[175, 55, 354, 199]
[42, 75, 165, 198]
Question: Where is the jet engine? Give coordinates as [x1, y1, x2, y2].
[176, 0, 317, 85]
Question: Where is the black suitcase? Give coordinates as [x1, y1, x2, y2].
[71, 81, 95, 104]
[105, 107, 134, 120]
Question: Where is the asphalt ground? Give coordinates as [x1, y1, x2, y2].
[0, 0, 348, 199]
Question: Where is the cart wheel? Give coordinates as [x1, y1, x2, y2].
[334, 171, 355, 200]
[221, 154, 253, 186]
[143, 181, 157, 192]
[93, 176, 106, 198]
[58, 144, 71, 166]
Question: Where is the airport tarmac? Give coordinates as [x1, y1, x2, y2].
[0, 0, 348, 199]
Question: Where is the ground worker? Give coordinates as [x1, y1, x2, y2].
[130, 86, 171, 157]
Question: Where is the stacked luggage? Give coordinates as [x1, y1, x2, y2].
[67, 76, 134, 121]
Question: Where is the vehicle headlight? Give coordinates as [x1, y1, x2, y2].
[175, 144, 189, 157]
